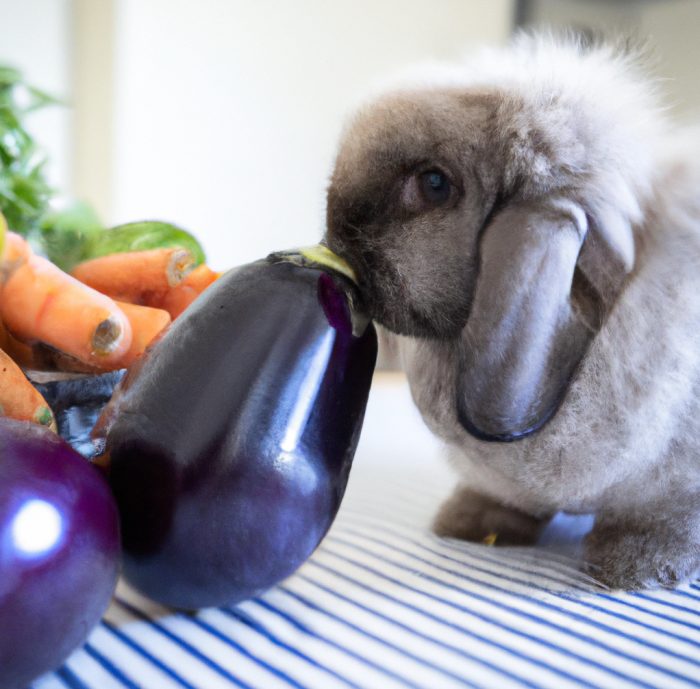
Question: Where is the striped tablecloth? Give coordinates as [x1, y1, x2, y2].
[33, 373, 700, 689]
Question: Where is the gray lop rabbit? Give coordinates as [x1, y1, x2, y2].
[324, 32, 700, 589]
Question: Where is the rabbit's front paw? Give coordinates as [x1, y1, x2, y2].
[584, 514, 700, 590]
[432, 485, 552, 546]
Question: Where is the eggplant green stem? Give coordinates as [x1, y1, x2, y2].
[267, 245, 371, 337]
[269, 245, 357, 284]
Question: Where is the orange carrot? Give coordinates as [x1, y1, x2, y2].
[153, 264, 220, 319]
[0, 316, 36, 369]
[1, 254, 132, 369]
[71, 248, 194, 305]
[0, 347, 57, 430]
[0, 231, 32, 282]
[1, 231, 32, 264]
[114, 301, 171, 367]
[0, 233, 35, 368]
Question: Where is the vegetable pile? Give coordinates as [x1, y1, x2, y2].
[0, 65, 216, 423]
[0, 224, 217, 420]
[0, 67, 378, 688]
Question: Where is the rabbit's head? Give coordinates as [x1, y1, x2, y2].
[325, 35, 662, 440]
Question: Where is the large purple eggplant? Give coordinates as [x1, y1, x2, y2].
[0, 418, 120, 689]
[97, 248, 377, 609]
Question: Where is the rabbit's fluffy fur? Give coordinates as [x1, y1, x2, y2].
[324, 32, 700, 589]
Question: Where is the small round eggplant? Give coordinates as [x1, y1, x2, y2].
[99, 252, 377, 609]
[0, 418, 121, 689]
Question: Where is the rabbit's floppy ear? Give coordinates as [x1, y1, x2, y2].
[576, 202, 634, 309]
[457, 198, 604, 441]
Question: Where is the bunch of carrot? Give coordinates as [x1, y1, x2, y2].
[0, 215, 219, 430]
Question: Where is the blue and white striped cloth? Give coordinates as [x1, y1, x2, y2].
[33, 373, 700, 689]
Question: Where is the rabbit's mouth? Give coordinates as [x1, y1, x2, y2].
[325, 226, 471, 340]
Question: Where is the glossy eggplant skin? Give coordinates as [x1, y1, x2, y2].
[104, 259, 377, 609]
[0, 419, 120, 689]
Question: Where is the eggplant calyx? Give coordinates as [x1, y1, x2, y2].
[267, 246, 373, 337]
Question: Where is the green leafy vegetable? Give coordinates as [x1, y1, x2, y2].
[38, 201, 104, 272]
[0, 65, 57, 238]
[86, 221, 206, 267]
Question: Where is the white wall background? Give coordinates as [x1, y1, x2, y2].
[521, 0, 700, 119]
[110, 0, 514, 269]
[639, 0, 700, 120]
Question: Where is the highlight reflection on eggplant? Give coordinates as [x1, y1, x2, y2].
[97, 251, 377, 609]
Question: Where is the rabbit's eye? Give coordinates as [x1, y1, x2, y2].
[419, 170, 452, 205]
[400, 168, 457, 211]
